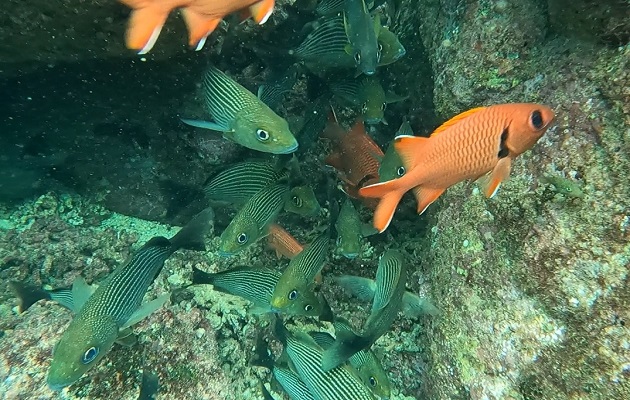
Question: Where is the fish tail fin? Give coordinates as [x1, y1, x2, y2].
[169, 207, 215, 251]
[272, 315, 289, 345]
[358, 180, 406, 232]
[8, 281, 51, 313]
[321, 318, 369, 371]
[121, 1, 170, 54]
[181, 9, 222, 51]
[191, 265, 215, 286]
[249, 0, 276, 24]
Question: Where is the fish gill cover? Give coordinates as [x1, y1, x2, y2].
[0, 0, 629, 400]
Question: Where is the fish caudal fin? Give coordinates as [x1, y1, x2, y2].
[412, 186, 445, 215]
[123, 3, 170, 54]
[359, 181, 405, 232]
[191, 265, 215, 285]
[181, 9, 222, 51]
[249, 0, 276, 24]
[478, 157, 512, 198]
[169, 207, 215, 251]
[321, 319, 370, 371]
[8, 281, 51, 313]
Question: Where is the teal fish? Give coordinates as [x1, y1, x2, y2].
[309, 327, 391, 399]
[10, 209, 213, 390]
[540, 174, 585, 198]
[335, 274, 440, 318]
[343, 0, 380, 75]
[138, 369, 159, 400]
[378, 120, 412, 182]
[331, 76, 406, 125]
[377, 25, 406, 66]
[181, 67, 298, 154]
[273, 318, 376, 400]
[286, 185, 322, 217]
[334, 198, 377, 259]
[258, 63, 303, 111]
[219, 183, 290, 256]
[271, 232, 330, 316]
[322, 249, 407, 371]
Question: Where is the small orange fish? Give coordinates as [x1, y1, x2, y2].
[267, 223, 303, 259]
[359, 103, 555, 232]
[119, 0, 275, 54]
[323, 116, 384, 207]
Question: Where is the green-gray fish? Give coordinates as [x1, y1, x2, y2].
[309, 328, 390, 399]
[377, 25, 406, 66]
[219, 183, 290, 256]
[258, 63, 303, 112]
[274, 319, 376, 400]
[334, 198, 377, 259]
[296, 92, 334, 156]
[335, 274, 440, 318]
[271, 232, 330, 317]
[16, 208, 213, 390]
[540, 174, 585, 198]
[322, 249, 407, 371]
[378, 120, 412, 182]
[181, 67, 298, 154]
[286, 185, 321, 217]
[343, 0, 380, 75]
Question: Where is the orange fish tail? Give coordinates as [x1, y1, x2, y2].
[123, 3, 170, 54]
[250, 0, 276, 24]
[182, 9, 222, 51]
[359, 181, 405, 232]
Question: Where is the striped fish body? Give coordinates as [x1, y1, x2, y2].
[284, 331, 375, 400]
[267, 223, 304, 259]
[219, 183, 290, 256]
[292, 16, 355, 68]
[46, 209, 211, 389]
[359, 103, 555, 232]
[257, 63, 302, 111]
[273, 367, 315, 400]
[204, 160, 287, 206]
[202, 67, 298, 154]
[323, 119, 383, 207]
[343, 0, 380, 75]
[315, 0, 345, 15]
[192, 265, 280, 312]
[271, 233, 329, 316]
[335, 198, 363, 259]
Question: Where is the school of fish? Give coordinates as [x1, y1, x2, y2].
[7, 0, 558, 398]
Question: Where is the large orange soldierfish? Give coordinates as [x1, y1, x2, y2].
[119, 0, 275, 54]
[359, 103, 555, 232]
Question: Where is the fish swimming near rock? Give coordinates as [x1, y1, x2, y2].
[359, 103, 555, 232]
[321, 249, 407, 371]
[119, 0, 276, 54]
[540, 174, 585, 198]
[273, 318, 376, 400]
[376, 25, 406, 66]
[182, 67, 298, 154]
[334, 198, 377, 259]
[343, 0, 381, 75]
[309, 328, 391, 399]
[323, 116, 384, 206]
[219, 183, 290, 256]
[271, 232, 330, 316]
[10, 208, 213, 390]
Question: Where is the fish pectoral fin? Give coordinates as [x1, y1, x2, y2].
[116, 327, 138, 347]
[70, 276, 97, 313]
[181, 9, 221, 51]
[122, 3, 169, 54]
[386, 92, 409, 104]
[478, 157, 512, 198]
[121, 293, 170, 330]
[181, 118, 228, 132]
[250, 0, 276, 24]
[412, 186, 444, 215]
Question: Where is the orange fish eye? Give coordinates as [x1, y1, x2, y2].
[530, 110, 544, 130]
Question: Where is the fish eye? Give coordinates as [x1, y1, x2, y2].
[292, 195, 303, 207]
[336, 236, 342, 246]
[397, 166, 406, 177]
[237, 233, 248, 244]
[288, 290, 298, 300]
[369, 376, 377, 387]
[81, 346, 99, 364]
[530, 110, 544, 130]
[256, 129, 270, 141]
[377, 44, 383, 61]
[304, 304, 313, 312]
[354, 52, 361, 63]
[362, 102, 368, 113]
[381, 103, 387, 111]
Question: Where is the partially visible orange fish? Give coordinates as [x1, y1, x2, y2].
[323, 115, 384, 207]
[267, 223, 303, 259]
[119, 0, 275, 54]
[359, 103, 555, 232]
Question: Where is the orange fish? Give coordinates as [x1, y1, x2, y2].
[267, 223, 303, 259]
[323, 116, 384, 207]
[359, 103, 555, 232]
[119, 0, 275, 54]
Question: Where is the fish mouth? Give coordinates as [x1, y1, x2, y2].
[46, 376, 74, 391]
[275, 141, 299, 154]
[217, 250, 234, 257]
[342, 252, 359, 260]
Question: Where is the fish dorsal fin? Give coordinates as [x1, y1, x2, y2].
[430, 107, 486, 137]
[71, 276, 96, 313]
[121, 293, 169, 329]
[393, 135, 428, 170]
[372, 13, 382, 37]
